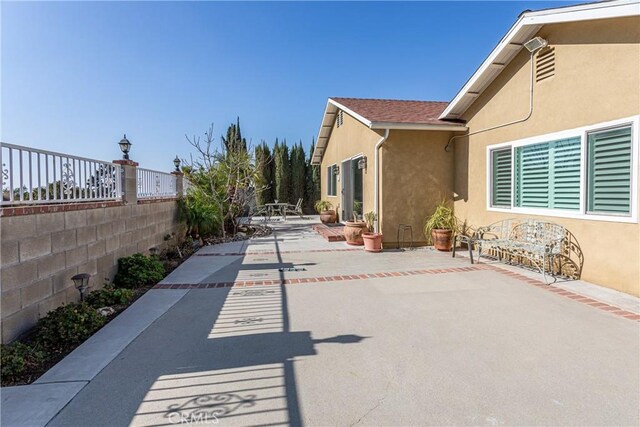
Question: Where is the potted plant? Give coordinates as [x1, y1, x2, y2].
[362, 211, 382, 252]
[423, 200, 458, 251]
[315, 200, 337, 224]
[343, 203, 367, 245]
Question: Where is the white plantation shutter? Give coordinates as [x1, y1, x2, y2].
[515, 137, 581, 210]
[587, 126, 632, 215]
[491, 148, 512, 207]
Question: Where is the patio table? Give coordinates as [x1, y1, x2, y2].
[265, 202, 289, 220]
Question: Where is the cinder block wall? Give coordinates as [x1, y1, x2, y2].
[0, 200, 182, 343]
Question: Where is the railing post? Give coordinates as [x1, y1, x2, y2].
[113, 159, 138, 204]
[172, 170, 184, 197]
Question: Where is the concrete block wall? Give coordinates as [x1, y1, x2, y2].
[0, 200, 182, 343]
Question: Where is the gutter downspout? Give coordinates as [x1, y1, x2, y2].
[444, 50, 536, 152]
[374, 128, 390, 233]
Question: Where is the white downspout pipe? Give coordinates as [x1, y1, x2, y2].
[444, 50, 536, 152]
[374, 128, 390, 233]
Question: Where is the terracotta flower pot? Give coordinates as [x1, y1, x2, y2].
[362, 232, 383, 252]
[431, 229, 453, 251]
[343, 221, 367, 245]
[319, 210, 337, 224]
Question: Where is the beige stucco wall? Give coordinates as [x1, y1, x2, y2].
[454, 16, 640, 295]
[380, 130, 455, 245]
[319, 112, 383, 220]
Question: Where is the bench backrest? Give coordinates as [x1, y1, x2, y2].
[509, 220, 566, 251]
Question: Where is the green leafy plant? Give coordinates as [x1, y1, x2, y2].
[177, 189, 221, 240]
[36, 303, 106, 351]
[1, 342, 46, 382]
[423, 200, 458, 243]
[363, 211, 377, 232]
[314, 200, 333, 213]
[114, 253, 165, 289]
[86, 285, 135, 308]
[353, 200, 363, 217]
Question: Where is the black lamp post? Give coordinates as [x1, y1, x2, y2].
[173, 156, 181, 172]
[71, 273, 91, 302]
[118, 134, 132, 160]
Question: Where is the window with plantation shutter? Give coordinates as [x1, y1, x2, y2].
[490, 148, 512, 207]
[326, 164, 337, 196]
[487, 117, 636, 222]
[515, 137, 581, 210]
[587, 126, 632, 215]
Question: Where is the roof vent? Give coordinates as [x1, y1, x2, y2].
[336, 110, 344, 128]
[535, 47, 555, 82]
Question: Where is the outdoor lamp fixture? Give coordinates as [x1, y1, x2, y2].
[524, 36, 548, 53]
[71, 273, 91, 302]
[173, 155, 181, 172]
[149, 246, 160, 257]
[358, 156, 367, 170]
[118, 134, 132, 160]
[333, 165, 340, 175]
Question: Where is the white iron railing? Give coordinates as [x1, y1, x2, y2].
[1, 143, 122, 205]
[137, 168, 177, 199]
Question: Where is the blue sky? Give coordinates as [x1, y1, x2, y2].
[2, 1, 579, 171]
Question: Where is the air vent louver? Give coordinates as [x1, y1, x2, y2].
[536, 47, 555, 82]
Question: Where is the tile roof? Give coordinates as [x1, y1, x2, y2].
[330, 97, 464, 126]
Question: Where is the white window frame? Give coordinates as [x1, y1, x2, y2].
[486, 115, 639, 223]
[327, 163, 337, 196]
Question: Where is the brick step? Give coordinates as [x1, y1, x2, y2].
[311, 223, 346, 242]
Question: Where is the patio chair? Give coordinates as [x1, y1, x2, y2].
[284, 198, 305, 219]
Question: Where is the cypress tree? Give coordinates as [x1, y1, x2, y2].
[274, 140, 290, 202]
[290, 142, 306, 205]
[305, 138, 320, 213]
[255, 142, 273, 206]
[222, 117, 248, 154]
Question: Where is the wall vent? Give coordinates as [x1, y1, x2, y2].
[336, 110, 344, 128]
[535, 47, 555, 82]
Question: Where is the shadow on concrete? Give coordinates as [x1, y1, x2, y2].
[127, 227, 366, 427]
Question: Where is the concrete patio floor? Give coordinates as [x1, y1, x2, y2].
[8, 217, 640, 426]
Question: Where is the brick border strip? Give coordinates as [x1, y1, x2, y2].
[0, 200, 125, 217]
[486, 265, 640, 322]
[154, 264, 492, 289]
[196, 248, 363, 257]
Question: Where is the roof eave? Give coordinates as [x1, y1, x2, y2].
[439, 0, 640, 120]
[370, 122, 468, 131]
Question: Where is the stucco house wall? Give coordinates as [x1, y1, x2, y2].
[319, 112, 383, 221]
[454, 16, 640, 295]
[381, 130, 455, 245]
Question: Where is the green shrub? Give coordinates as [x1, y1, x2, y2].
[1, 342, 46, 382]
[114, 253, 165, 288]
[86, 285, 135, 308]
[36, 303, 106, 351]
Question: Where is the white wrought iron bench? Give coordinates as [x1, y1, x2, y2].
[453, 218, 583, 283]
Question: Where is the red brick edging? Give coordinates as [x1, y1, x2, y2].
[153, 264, 490, 289]
[486, 265, 640, 321]
[154, 261, 639, 322]
[1, 197, 179, 217]
[0, 200, 125, 217]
